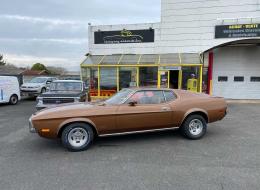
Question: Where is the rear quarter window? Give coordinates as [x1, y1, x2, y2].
[164, 91, 176, 102]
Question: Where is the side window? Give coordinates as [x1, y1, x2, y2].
[234, 76, 244, 82]
[218, 76, 228, 82]
[164, 91, 176, 102]
[46, 79, 52, 84]
[126, 90, 165, 104]
[250, 77, 260, 82]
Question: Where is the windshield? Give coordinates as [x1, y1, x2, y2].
[29, 77, 48, 83]
[50, 82, 82, 91]
[105, 89, 134, 105]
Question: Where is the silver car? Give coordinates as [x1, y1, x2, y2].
[20, 77, 57, 97]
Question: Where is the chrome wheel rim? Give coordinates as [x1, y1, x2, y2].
[188, 119, 203, 136]
[68, 128, 89, 148]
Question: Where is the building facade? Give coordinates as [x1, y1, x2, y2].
[82, 0, 260, 99]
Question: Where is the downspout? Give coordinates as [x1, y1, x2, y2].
[207, 51, 214, 95]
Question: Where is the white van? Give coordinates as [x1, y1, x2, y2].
[0, 76, 21, 105]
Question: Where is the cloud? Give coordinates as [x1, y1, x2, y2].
[0, 0, 161, 70]
[5, 53, 82, 71]
[0, 38, 88, 45]
[0, 14, 83, 26]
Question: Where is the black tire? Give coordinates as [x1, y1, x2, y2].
[41, 88, 46, 94]
[9, 94, 18, 105]
[180, 114, 207, 140]
[61, 123, 94, 152]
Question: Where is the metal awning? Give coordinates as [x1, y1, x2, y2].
[81, 53, 202, 66]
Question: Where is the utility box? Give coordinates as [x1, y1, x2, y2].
[187, 79, 198, 92]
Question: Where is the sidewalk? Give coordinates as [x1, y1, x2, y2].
[226, 99, 260, 104]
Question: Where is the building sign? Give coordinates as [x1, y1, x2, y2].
[94, 29, 154, 44]
[215, 24, 260, 38]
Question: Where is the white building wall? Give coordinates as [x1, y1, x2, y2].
[89, 0, 260, 55]
[160, 0, 260, 53]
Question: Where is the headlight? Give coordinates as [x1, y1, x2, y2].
[37, 98, 43, 104]
[74, 98, 80, 102]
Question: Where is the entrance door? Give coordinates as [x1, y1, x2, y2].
[169, 70, 179, 89]
[159, 71, 169, 88]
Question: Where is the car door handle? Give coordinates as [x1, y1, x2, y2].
[161, 107, 170, 112]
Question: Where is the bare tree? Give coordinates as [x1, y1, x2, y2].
[46, 66, 67, 75]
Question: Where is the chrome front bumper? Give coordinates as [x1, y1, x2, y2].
[29, 117, 37, 133]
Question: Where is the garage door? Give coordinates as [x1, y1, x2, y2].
[212, 46, 260, 99]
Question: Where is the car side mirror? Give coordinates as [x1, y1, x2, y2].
[46, 81, 51, 84]
[128, 101, 137, 106]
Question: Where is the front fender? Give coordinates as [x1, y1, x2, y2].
[57, 117, 98, 135]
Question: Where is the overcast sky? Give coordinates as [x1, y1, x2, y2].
[0, 0, 161, 71]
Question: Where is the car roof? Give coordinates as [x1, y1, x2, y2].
[34, 76, 55, 79]
[128, 87, 174, 91]
[53, 80, 82, 83]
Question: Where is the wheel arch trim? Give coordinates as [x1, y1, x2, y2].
[181, 109, 209, 126]
[57, 118, 99, 137]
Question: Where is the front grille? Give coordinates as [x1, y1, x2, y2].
[21, 90, 38, 93]
[42, 98, 74, 104]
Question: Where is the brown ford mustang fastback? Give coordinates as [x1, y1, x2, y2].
[29, 88, 227, 151]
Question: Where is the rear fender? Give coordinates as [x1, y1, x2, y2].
[181, 108, 209, 125]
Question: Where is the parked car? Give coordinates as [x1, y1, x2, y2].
[0, 76, 21, 105]
[29, 88, 227, 152]
[36, 80, 89, 110]
[20, 77, 57, 97]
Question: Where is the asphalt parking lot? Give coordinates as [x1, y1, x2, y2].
[0, 100, 260, 190]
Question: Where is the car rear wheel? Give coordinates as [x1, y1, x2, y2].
[9, 94, 18, 105]
[61, 123, 94, 152]
[180, 115, 207, 140]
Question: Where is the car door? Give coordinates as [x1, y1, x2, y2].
[116, 90, 173, 133]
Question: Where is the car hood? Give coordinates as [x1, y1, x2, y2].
[39, 91, 83, 98]
[32, 101, 106, 120]
[22, 83, 44, 87]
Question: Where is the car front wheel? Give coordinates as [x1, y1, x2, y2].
[61, 123, 94, 152]
[180, 115, 207, 140]
[9, 94, 18, 105]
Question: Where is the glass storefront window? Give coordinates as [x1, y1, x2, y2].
[119, 67, 137, 90]
[139, 67, 158, 87]
[81, 67, 98, 96]
[181, 66, 200, 92]
[82, 67, 98, 90]
[100, 67, 117, 92]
